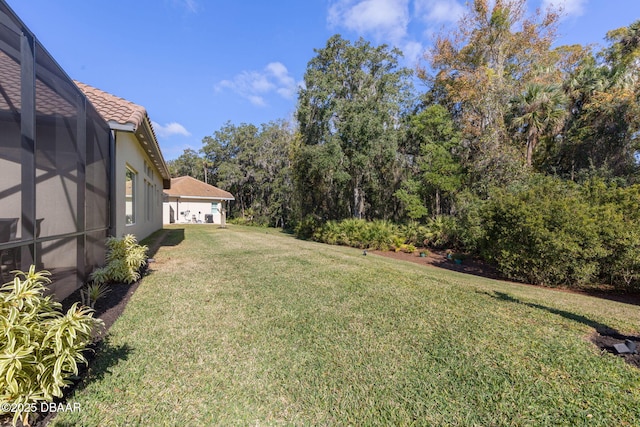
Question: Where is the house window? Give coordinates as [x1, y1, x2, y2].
[146, 180, 153, 221]
[125, 168, 136, 225]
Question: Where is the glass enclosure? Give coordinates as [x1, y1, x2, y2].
[0, 1, 111, 300]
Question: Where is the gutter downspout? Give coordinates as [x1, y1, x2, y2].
[108, 129, 117, 237]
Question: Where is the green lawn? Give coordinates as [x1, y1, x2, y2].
[51, 225, 640, 426]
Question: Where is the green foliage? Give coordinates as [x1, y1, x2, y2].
[399, 221, 431, 247]
[80, 282, 110, 309]
[295, 34, 414, 220]
[167, 148, 206, 181]
[394, 180, 429, 220]
[0, 267, 103, 426]
[312, 219, 401, 251]
[398, 243, 417, 253]
[583, 180, 640, 289]
[202, 120, 295, 228]
[478, 175, 605, 286]
[91, 235, 148, 285]
[294, 215, 322, 240]
[424, 215, 461, 249]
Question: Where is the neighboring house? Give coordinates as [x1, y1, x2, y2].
[0, 1, 110, 299]
[163, 176, 234, 225]
[0, 1, 170, 300]
[76, 82, 171, 241]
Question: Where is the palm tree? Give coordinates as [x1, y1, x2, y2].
[511, 84, 566, 167]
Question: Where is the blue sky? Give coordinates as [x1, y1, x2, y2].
[8, 0, 640, 160]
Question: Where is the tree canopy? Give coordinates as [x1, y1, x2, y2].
[175, 3, 640, 290]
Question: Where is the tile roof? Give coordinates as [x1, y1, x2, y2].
[74, 81, 146, 129]
[0, 49, 77, 118]
[75, 81, 171, 187]
[164, 176, 235, 200]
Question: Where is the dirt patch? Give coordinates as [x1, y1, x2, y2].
[590, 332, 640, 369]
[373, 248, 503, 279]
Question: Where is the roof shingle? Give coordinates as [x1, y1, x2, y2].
[75, 81, 171, 187]
[164, 176, 235, 200]
[74, 81, 146, 129]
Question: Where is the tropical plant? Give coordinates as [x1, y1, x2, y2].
[424, 215, 460, 249]
[0, 267, 103, 426]
[510, 83, 566, 167]
[399, 221, 431, 247]
[80, 282, 110, 309]
[91, 234, 148, 285]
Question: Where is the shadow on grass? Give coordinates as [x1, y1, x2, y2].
[142, 228, 185, 258]
[84, 337, 133, 384]
[480, 290, 640, 369]
[34, 338, 133, 427]
[481, 290, 638, 340]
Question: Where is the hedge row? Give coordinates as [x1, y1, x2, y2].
[297, 176, 640, 291]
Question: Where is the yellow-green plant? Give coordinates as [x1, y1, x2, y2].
[399, 243, 416, 253]
[0, 267, 103, 426]
[91, 234, 148, 285]
[80, 282, 110, 309]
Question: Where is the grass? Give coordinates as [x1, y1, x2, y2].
[51, 225, 640, 426]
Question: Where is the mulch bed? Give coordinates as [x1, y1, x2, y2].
[1, 232, 169, 427]
[0, 279, 141, 427]
[373, 248, 640, 369]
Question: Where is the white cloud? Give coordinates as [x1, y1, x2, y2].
[414, 0, 465, 25]
[541, 0, 587, 18]
[152, 121, 192, 138]
[215, 62, 300, 107]
[402, 40, 424, 66]
[328, 0, 410, 43]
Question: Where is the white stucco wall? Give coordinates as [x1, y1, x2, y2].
[113, 131, 164, 240]
[163, 197, 225, 224]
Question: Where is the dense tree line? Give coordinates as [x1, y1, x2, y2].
[168, 0, 639, 289]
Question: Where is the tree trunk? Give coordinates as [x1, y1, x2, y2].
[526, 133, 538, 167]
[353, 183, 365, 219]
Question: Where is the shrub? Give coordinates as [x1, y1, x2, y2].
[294, 215, 321, 240]
[584, 181, 640, 290]
[399, 243, 417, 253]
[91, 234, 148, 285]
[312, 219, 400, 251]
[0, 267, 103, 426]
[424, 215, 460, 249]
[365, 220, 399, 251]
[399, 221, 430, 247]
[478, 175, 604, 287]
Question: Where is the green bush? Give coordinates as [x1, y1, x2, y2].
[399, 221, 430, 247]
[479, 175, 605, 287]
[312, 219, 401, 251]
[424, 215, 460, 249]
[294, 215, 321, 240]
[0, 267, 103, 426]
[91, 234, 148, 285]
[584, 180, 640, 289]
[363, 220, 399, 250]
